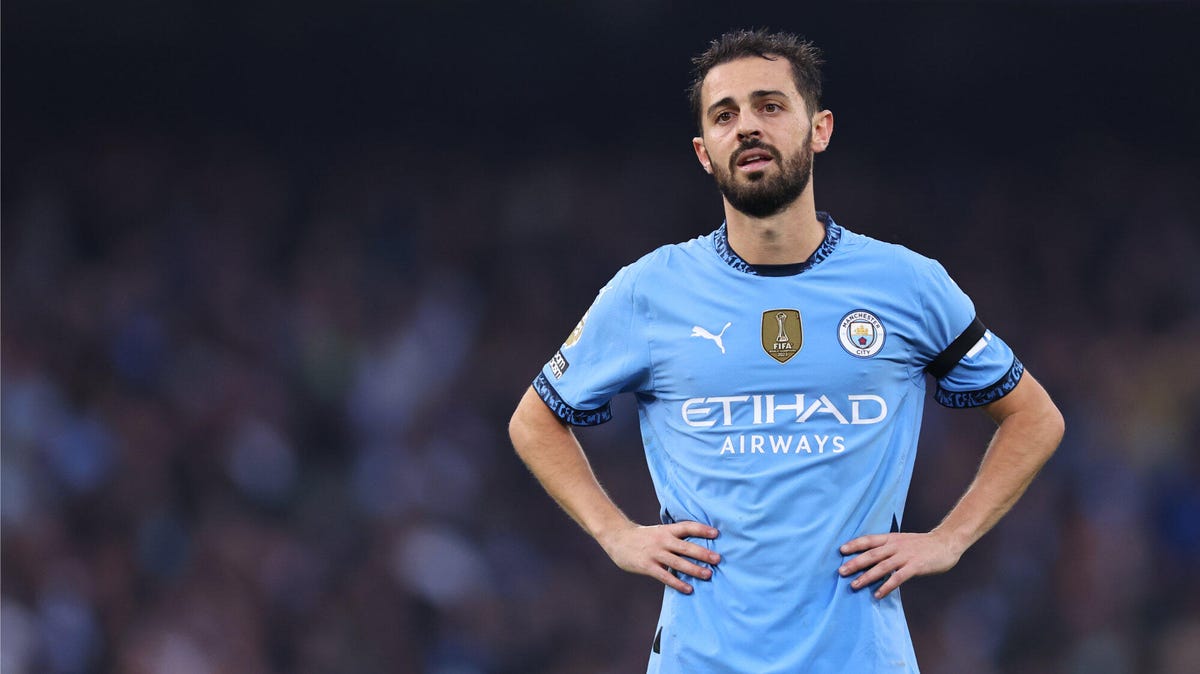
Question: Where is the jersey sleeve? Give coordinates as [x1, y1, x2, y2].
[532, 264, 652, 426]
[914, 258, 1024, 409]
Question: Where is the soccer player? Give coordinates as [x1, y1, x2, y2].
[509, 29, 1064, 673]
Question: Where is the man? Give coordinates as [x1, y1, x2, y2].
[509, 29, 1064, 673]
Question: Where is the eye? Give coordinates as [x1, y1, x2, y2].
[715, 111, 734, 124]
[763, 102, 781, 113]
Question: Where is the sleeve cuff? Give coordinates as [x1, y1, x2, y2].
[934, 357, 1024, 409]
[532, 372, 613, 426]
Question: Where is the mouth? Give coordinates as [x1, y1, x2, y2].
[735, 148, 775, 172]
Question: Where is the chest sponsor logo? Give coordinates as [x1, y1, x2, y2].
[679, 393, 890, 457]
[838, 310, 886, 358]
[681, 393, 888, 427]
[761, 309, 802, 363]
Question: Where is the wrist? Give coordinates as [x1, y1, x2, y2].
[930, 524, 974, 557]
[592, 516, 637, 549]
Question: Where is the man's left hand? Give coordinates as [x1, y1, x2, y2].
[837, 531, 964, 599]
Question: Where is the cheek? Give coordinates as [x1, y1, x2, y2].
[705, 135, 735, 164]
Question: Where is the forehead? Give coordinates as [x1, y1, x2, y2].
[700, 55, 799, 107]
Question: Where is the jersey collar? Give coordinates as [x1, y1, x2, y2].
[713, 211, 843, 276]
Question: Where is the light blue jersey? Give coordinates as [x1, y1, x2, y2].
[534, 213, 1023, 673]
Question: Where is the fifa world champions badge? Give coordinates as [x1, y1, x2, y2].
[761, 309, 803, 363]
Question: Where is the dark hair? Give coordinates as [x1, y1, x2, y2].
[688, 29, 824, 129]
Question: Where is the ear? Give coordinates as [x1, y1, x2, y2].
[811, 110, 834, 153]
[693, 137, 713, 174]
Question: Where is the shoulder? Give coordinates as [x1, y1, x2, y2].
[644, 229, 720, 266]
[616, 229, 722, 289]
[834, 225, 942, 277]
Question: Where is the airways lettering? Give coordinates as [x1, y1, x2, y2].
[719, 433, 848, 455]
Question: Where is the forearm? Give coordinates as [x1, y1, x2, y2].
[839, 373, 1064, 598]
[510, 387, 721, 593]
[508, 387, 633, 541]
[934, 374, 1065, 553]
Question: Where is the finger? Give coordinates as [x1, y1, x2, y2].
[849, 556, 900, 590]
[840, 534, 887, 554]
[837, 553, 870, 576]
[873, 566, 911, 599]
[650, 566, 694, 594]
[672, 539, 722, 565]
[659, 553, 713, 580]
[669, 521, 719, 540]
[838, 545, 889, 576]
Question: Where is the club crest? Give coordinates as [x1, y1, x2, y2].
[838, 310, 886, 357]
[761, 309, 803, 363]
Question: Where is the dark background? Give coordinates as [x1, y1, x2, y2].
[4, 1, 1199, 673]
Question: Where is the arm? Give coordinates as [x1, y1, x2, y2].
[508, 387, 721, 593]
[838, 372, 1065, 598]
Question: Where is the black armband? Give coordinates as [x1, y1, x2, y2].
[925, 317, 987, 379]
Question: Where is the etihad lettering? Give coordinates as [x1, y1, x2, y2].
[682, 394, 888, 428]
[718, 434, 847, 455]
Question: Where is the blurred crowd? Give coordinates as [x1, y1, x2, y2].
[2, 124, 1199, 674]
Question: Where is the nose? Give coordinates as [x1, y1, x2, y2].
[736, 111, 762, 141]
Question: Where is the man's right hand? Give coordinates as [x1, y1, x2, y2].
[596, 521, 721, 594]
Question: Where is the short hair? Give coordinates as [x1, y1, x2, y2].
[688, 29, 824, 129]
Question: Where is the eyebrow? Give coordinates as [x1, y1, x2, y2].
[705, 96, 736, 119]
[750, 89, 790, 102]
[705, 90, 792, 118]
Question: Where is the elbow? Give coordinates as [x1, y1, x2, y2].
[510, 387, 573, 460]
[1048, 405, 1066, 448]
[1038, 401, 1066, 457]
[508, 406, 529, 453]
[509, 411, 539, 466]
[509, 389, 558, 456]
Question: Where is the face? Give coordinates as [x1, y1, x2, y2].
[693, 56, 831, 218]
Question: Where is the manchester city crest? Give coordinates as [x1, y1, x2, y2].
[761, 309, 803, 363]
[838, 310, 886, 357]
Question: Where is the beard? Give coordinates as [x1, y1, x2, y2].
[711, 138, 813, 219]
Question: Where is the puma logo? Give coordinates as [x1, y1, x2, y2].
[691, 322, 732, 354]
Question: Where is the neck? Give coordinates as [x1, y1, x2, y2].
[723, 184, 824, 265]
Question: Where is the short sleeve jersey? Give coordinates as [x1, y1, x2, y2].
[533, 213, 1023, 674]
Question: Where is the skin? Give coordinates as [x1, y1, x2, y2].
[509, 54, 1065, 597]
[509, 387, 720, 594]
[837, 373, 1063, 598]
[692, 56, 833, 265]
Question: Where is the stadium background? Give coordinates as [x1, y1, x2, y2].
[3, 1, 1199, 672]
